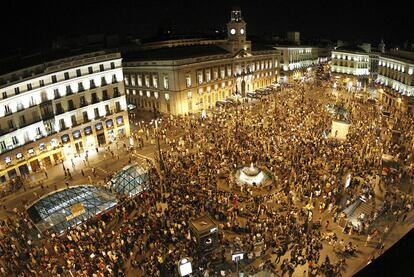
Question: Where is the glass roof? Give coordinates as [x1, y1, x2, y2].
[27, 185, 117, 234]
[110, 164, 149, 197]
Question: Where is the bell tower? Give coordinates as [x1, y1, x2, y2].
[227, 8, 247, 43]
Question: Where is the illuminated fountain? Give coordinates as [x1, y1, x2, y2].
[234, 162, 273, 187]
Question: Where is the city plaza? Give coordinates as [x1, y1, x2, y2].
[0, 8, 414, 277]
[1, 72, 413, 276]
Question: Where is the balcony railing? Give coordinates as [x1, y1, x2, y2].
[68, 106, 76, 111]
[80, 101, 88, 107]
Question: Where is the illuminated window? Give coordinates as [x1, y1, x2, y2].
[154, 91, 159, 99]
[186, 75, 192, 87]
[227, 66, 232, 77]
[198, 88, 203, 94]
[131, 75, 136, 86]
[138, 90, 142, 96]
[144, 75, 150, 87]
[146, 91, 150, 97]
[124, 75, 130, 86]
[188, 91, 192, 98]
[213, 69, 218, 80]
[5, 157, 11, 165]
[214, 84, 218, 90]
[205, 69, 211, 82]
[163, 76, 169, 89]
[165, 93, 170, 101]
[137, 75, 143, 86]
[152, 75, 158, 88]
[220, 68, 225, 79]
[126, 89, 130, 95]
[197, 71, 203, 84]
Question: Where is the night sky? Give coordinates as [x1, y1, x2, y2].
[1, 0, 412, 55]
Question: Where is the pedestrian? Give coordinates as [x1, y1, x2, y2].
[65, 179, 69, 188]
[325, 220, 329, 230]
[96, 147, 99, 153]
[81, 169, 85, 177]
[44, 171, 48, 179]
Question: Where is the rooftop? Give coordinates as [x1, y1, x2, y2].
[335, 45, 368, 53]
[123, 44, 230, 62]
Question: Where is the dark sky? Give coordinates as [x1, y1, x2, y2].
[1, 0, 412, 54]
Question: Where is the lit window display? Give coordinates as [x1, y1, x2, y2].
[84, 126, 92, 136]
[39, 143, 46, 151]
[106, 119, 114, 129]
[73, 130, 81, 139]
[61, 134, 70, 144]
[116, 116, 124, 125]
[95, 122, 103, 131]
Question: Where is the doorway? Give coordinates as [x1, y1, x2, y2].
[97, 133, 106, 146]
[75, 141, 84, 155]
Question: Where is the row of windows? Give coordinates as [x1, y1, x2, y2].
[1, 62, 117, 100]
[1, 78, 120, 118]
[332, 54, 369, 62]
[379, 63, 413, 75]
[124, 73, 166, 89]
[1, 116, 124, 163]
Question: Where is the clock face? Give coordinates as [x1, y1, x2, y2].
[230, 28, 236, 35]
[240, 28, 245, 35]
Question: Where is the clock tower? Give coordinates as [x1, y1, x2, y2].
[227, 8, 246, 43]
[222, 8, 251, 55]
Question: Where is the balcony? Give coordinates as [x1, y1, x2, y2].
[113, 92, 121, 98]
[68, 106, 77, 112]
[4, 110, 13, 116]
[102, 95, 109, 101]
[80, 101, 89, 107]
[60, 125, 69, 131]
[71, 121, 80, 127]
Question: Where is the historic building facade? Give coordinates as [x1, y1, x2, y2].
[330, 45, 371, 91]
[275, 46, 319, 82]
[0, 52, 130, 182]
[123, 9, 280, 115]
[331, 43, 414, 113]
[376, 51, 414, 113]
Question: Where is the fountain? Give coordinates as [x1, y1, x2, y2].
[234, 162, 273, 187]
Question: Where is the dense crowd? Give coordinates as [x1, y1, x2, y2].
[1, 81, 414, 277]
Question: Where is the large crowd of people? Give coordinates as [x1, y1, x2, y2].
[1, 79, 414, 277]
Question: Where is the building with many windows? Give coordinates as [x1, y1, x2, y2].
[275, 46, 319, 82]
[331, 42, 414, 113]
[376, 50, 414, 113]
[330, 45, 371, 91]
[0, 51, 129, 183]
[123, 8, 280, 115]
